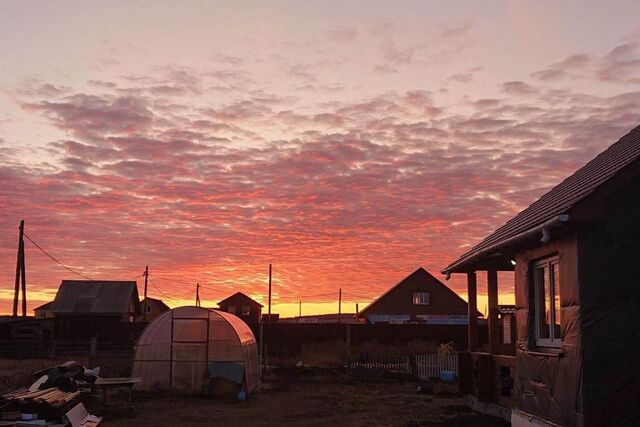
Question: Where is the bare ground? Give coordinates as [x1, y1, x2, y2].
[101, 368, 509, 427]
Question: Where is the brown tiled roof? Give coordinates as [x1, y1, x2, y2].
[444, 124, 640, 273]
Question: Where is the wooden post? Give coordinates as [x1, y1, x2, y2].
[258, 322, 264, 367]
[345, 324, 351, 372]
[298, 300, 301, 323]
[195, 283, 200, 307]
[143, 266, 149, 322]
[487, 270, 499, 354]
[13, 220, 26, 317]
[267, 264, 272, 322]
[467, 272, 478, 352]
[338, 288, 342, 323]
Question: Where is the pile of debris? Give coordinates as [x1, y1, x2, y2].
[0, 361, 102, 427]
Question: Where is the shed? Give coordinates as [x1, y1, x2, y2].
[132, 306, 260, 395]
[49, 280, 140, 341]
[443, 125, 640, 426]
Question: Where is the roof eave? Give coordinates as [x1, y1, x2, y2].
[443, 214, 570, 277]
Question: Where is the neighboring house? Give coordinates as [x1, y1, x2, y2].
[139, 297, 170, 322]
[358, 267, 471, 324]
[34, 301, 54, 318]
[218, 292, 263, 326]
[443, 126, 640, 426]
[50, 280, 141, 340]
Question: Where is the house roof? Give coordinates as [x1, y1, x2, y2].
[50, 280, 140, 315]
[358, 267, 467, 317]
[218, 292, 264, 307]
[141, 297, 170, 310]
[34, 301, 53, 311]
[444, 124, 640, 274]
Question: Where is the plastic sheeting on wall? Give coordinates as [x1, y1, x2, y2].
[132, 306, 260, 394]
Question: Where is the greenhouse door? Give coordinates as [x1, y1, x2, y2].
[170, 313, 210, 392]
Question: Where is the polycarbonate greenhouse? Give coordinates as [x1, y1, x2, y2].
[132, 306, 260, 394]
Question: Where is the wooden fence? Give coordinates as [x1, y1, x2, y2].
[350, 353, 458, 379]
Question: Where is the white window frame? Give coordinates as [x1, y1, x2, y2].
[532, 256, 562, 348]
[241, 306, 250, 316]
[412, 292, 430, 305]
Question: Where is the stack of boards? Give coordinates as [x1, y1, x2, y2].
[0, 388, 86, 426]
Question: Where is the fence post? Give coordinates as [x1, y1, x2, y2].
[89, 337, 97, 367]
[345, 325, 351, 373]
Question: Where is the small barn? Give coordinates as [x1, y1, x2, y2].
[218, 292, 263, 327]
[132, 306, 260, 395]
[358, 267, 471, 324]
[443, 125, 640, 426]
[50, 280, 141, 341]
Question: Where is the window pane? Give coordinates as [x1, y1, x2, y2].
[553, 262, 561, 340]
[412, 292, 429, 305]
[536, 266, 550, 339]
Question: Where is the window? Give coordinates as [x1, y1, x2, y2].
[146, 305, 152, 313]
[532, 257, 562, 347]
[228, 305, 236, 314]
[412, 292, 429, 305]
[242, 306, 250, 316]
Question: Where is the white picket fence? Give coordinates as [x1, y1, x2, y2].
[350, 353, 458, 379]
[412, 353, 458, 378]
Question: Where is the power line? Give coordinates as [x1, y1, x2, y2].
[23, 233, 94, 280]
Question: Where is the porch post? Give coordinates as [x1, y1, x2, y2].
[467, 272, 478, 352]
[487, 269, 499, 354]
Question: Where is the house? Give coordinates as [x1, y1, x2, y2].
[358, 267, 471, 325]
[50, 280, 141, 341]
[139, 297, 170, 322]
[442, 126, 640, 426]
[33, 301, 54, 318]
[218, 292, 263, 326]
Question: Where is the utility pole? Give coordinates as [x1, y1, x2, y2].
[356, 303, 359, 317]
[143, 266, 149, 321]
[13, 220, 26, 317]
[338, 288, 342, 324]
[195, 282, 201, 307]
[298, 300, 302, 323]
[267, 264, 272, 322]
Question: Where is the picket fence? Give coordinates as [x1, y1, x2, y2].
[350, 353, 458, 379]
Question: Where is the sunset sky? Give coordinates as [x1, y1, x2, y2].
[1, 1, 640, 317]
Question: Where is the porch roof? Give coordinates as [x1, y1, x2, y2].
[443, 124, 640, 275]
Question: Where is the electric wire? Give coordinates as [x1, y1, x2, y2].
[23, 233, 94, 280]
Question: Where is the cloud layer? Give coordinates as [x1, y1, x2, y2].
[1, 21, 640, 315]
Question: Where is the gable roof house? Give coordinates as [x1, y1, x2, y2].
[443, 125, 640, 426]
[139, 297, 170, 322]
[218, 292, 263, 327]
[50, 280, 141, 341]
[358, 267, 472, 325]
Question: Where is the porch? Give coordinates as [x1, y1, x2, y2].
[457, 270, 517, 419]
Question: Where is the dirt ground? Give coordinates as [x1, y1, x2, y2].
[101, 368, 508, 427]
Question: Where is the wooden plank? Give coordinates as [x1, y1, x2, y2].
[467, 272, 478, 352]
[487, 270, 499, 354]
